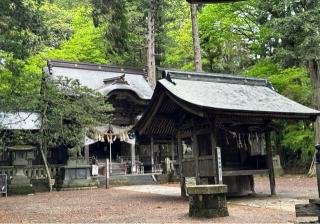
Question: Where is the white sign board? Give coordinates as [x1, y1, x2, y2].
[217, 147, 223, 184]
[92, 165, 99, 176]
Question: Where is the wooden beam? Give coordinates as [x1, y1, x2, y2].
[208, 117, 218, 184]
[165, 91, 205, 117]
[265, 131, 276, 196]
[171, 137, 175, 161]
[177, 130, 186, 197]
[192, 118, 200, 185]
[140, 93, 166, 134]
[223, 169, 269, 176]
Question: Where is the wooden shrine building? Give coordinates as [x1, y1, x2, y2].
[134, 69, 320, 196]
[46, 60, 153, 174]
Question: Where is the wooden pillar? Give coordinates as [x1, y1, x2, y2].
[208, 118, 219, 184]
[177, 130, 186, 197]
[265, 131, 276, 196]
[150, 136, 155, 173]
[192, 118, 200, 185]
[171, 137, 175, 161]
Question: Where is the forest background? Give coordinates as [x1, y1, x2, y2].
[0, 0, 318, 173]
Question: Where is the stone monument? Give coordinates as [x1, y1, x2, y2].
[56, 145, 99, 190]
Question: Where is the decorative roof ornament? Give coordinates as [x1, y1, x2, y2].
[103, 74, 129, 86]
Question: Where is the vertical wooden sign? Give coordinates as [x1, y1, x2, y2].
[216, 147, 223, 184]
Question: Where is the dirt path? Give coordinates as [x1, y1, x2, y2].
[0, 175, 317, 223]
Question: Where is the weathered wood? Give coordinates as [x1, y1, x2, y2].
[208, 118, 218, 184]
[182, 159, 196, 177]
[223, 169, 269, 176]
[296, 203, 320, 217]
[192, 118, 200, 185]
[140, 94, 166, 134]
[177, 130, 187, 197]
[150, 137, 155, 173]
[171, 137, 175, 161]
[265, 131, 276, 196]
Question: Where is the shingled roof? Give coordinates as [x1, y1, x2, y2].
[46, 60, 153, 100]
[135, 69, 319, 135]
[160, 70, 318, 115]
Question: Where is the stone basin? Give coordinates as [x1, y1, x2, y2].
[187, 184, 229, 218]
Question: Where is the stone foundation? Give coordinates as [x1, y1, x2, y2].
[187, 184, 229, 218]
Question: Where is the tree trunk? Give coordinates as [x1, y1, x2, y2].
[190, 4, 202, 72]
[40, 75, 52, 191]
[308, 59, 320, 176]
[147, 0, 156, 89]
[40, 119, 52, 191]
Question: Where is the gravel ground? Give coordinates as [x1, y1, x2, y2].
[0, 175, 318, 223]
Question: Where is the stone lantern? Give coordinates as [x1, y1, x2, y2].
[7, 145, 35, 194]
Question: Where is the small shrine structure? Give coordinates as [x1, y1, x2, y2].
[134, 69, 320, 196]
[47, 60, 153, 174]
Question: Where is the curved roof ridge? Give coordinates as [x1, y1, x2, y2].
[160, 68, 269, 87]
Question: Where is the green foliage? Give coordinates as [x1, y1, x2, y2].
[282, 123, 314, 165]
[245, 59, 312, 105]
[41, 75, 112, 148]
[162, 1, 194, 70]
[255, 0, 320, 66]
[40, 2, 74, 49]
[92, 0, 154, 66]
[45, 7, 108, 64]
[0, 0, 47, 59]
[199, 1, 256, 73]
[0, 52, 42, 110]
[163, 1, 257, 73]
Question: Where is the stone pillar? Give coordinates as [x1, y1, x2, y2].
[84, 145, 89, 164]
[150, 137, 154, 173]
[187, 185, 229, 218]
[131, 140, 136, 173]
